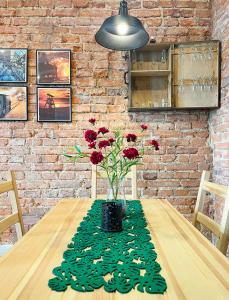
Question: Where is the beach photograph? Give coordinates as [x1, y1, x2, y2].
[37, 87, 71, 122]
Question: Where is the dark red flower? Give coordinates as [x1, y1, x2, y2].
[88, 142, 96, 149]
[109, 138, 115, 145]
[84, 130, 97, 143]
[141, 124, 148, 131]
[98, 140, 110, 149]
[98, 127, 109, 135]
[126, 133, 137, 142]
[89, 118, 96, 125]
[90, 151, 104, 165]
[149, 140, 160, 151]
[123, 148, 139, 160]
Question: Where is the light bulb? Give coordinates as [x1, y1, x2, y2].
[116, 22, 129, 35]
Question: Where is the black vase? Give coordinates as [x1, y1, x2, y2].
[101, 202, 123, 232]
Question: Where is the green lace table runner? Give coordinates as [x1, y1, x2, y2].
[48, 200, 167, 294]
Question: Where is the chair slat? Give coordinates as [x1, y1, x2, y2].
[0, 171, 25, 249]
[203, 181, 228, 198]
[0, 181, 13, 194]
[96, 171, 132, 179]
[0, 213, 19, 234]
[196, 212, 221, 238]
[193, 170, 229, 255]
[91, 165, 137, 200]
[96, 194, 134, 200]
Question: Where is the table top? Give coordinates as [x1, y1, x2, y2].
[0, 198, 228, 300]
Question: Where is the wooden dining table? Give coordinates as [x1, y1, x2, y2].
[0, 198, 228, 300]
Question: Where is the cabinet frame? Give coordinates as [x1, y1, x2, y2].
[128, 40, 221, 112]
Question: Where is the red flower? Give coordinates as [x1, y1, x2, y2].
[88, 142, 96, 149]
[126, 133, 137, 142]
[123, 148, 139, 160]
[98, 140, 110, 149]
[109, 138, 115, 145]
[89, 118, 96, 125]
[84, 130, 97, 143]
[141, 124, 148, 131]
[90, 151, 104, 165]
[149, 140, 160, 151]
[98, 127, 109, 135]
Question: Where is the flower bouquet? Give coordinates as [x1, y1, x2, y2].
[64, 118, 159, 232]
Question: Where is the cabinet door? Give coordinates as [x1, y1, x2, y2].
[172, 41, 220, 108]
[128, 44, 172, 111]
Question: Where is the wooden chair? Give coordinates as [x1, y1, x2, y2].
[0, 171, 25, 256]
[193, 170, 229, 255]
[91, 165, 137, 200]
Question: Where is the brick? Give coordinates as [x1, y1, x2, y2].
[8, 0, 23, 7]
[38, 0, 54, 8]
[54, 0, 72, 8]
[163, 8, 180, 17]
[62, 35, 80, 43]
[72, 0, 89, 8]
[195, 9, 211, 18]
[147, 18, 162, 26]
[16, 8, 47, 16]
[143, 1, 159, 8]
[52, 8, 77, 17]
[23, 0, 39, 6]
[163, 18, 179, 26]
[179, 18, 197, 26]
[13, 17, 28, 25]
[131, 9, 161, 17]
[0, 8, 16, 16]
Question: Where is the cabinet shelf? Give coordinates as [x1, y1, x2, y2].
[131, 70, 170, 77]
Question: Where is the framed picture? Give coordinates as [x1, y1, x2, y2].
[0, 86, 28, 121]
[0, 48, 28, 83]
[36, 49, 71, 85]
[37, 87, 72, 122]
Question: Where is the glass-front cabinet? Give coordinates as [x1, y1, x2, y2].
[128, 41, 220, 111]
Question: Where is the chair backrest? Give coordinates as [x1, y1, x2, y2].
[0, 171, 25, 240]
[193, 170, 229, 255]
[91, 165, 137, 201]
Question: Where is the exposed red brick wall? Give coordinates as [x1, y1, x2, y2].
[0, 0, 213, 242]
[209, 0, 229, 223]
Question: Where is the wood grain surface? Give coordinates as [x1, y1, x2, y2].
[0, 198, 228, 300]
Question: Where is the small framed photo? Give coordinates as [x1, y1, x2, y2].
[36, 49, 71, 85]
[37, 87, 72, 122]
[0, 86, 28, 121]
[0, 48, 28, 83]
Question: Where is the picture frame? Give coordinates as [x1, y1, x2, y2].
[36, 49, 71, 85]
[0, 48, 28, 83]
[0, 86, 28, 121]
[37, 87, 72, 122]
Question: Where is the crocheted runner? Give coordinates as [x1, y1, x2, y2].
[48, 200, 167, 294]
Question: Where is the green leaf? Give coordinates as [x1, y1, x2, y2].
[64, 153, 74, 158]
[74, 145, 82, 153]
[114, 130, 120, 138]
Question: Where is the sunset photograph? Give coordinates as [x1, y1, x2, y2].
[37, 50, 71, 85]
[37, 87, 71, 122]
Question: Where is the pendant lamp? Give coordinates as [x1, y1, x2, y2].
[95, 0, 149, 51]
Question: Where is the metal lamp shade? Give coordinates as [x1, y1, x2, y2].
[95, 1, 149, 51]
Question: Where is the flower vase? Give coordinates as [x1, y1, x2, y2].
[101, 179, 126, 232]
[101, 202, 123, 232]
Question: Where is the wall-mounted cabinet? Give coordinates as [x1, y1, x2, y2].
[128, 41, 220, 111]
